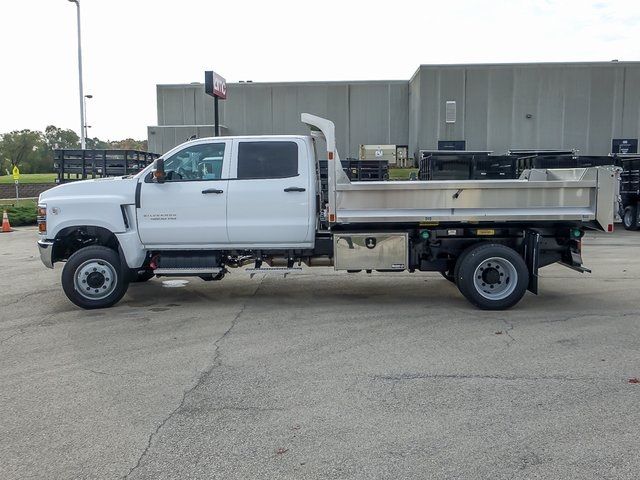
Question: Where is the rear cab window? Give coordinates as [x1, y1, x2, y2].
[236, 141, 298, 179]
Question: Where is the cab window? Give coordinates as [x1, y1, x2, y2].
[162, 143, 225, 181]
[237, 141, 298, 179]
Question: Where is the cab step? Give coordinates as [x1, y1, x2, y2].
[154, 267, 222, 276]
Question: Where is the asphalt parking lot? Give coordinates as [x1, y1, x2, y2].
[1, 227, 640, 479]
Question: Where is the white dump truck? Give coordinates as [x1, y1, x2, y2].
[37, 114, 618, 310]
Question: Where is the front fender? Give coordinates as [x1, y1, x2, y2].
[45, 195, 129, 239]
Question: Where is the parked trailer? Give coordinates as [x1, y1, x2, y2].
[37, 114, 618, 311]
[418, 151, 515, 180]
[419, 149, 620, 181]
[509, 149, 578, 173]
[619, 154, 640, 230]
[54, 149, 159, 184]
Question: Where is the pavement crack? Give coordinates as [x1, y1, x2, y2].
[540, 311, 637, 324]
[122, 276, 265, 479]
[374, 373, 585, 382]
[0, 329, 25, 346]
[209, 405, 284, 412]
[85, 368, 120, 377]
[500, 318, 516, 345]
[3, 289, 57, 308]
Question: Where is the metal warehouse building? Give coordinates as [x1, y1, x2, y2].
[148, 62, 640, 159]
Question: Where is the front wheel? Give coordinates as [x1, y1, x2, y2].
[62, 246, 130, 309]
[455, 243, 529, 310]
[623, 205, 638, 231]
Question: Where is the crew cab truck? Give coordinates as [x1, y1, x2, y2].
[37, 114, 618, 310]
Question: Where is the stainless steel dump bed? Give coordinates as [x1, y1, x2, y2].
[302, 114, 617, 231]
[335, 167, 617, 228]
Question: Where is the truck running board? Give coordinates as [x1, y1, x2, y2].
[154, 268, 222, 276]
[245, 266, 303, 278]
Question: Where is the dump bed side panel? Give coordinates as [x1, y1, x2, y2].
[334, 167, 617, 229]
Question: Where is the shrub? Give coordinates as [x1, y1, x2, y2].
[1, 200, 37, 226]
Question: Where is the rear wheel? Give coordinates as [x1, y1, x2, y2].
[439, 270, 455, 283]
[62, 246, 130, 309]
[623, 205, 638, 231]
[455, 243, 528, 310]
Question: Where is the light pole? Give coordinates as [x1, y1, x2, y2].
[83, 94, 92, 142]
[68, 0, 85, 149]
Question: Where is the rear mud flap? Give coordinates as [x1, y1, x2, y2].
[524, 230, 540, 295]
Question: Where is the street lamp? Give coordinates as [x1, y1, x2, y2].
[83, 94, 93, 142]
[68, 0, 86, 149]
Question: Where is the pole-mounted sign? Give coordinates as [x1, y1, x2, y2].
[205, 71, 227, 99]
[12, 165, 20, 201]
[205, 70, 227, 136]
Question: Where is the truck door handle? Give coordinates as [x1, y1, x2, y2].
[284, 187, 306, 192]
[202, 188, 224, 194]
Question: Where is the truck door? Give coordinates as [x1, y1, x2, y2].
[137, 140, 231, 246]
[226, 139, 313, 246]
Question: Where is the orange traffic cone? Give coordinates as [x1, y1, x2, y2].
[1, 210, 12, 233]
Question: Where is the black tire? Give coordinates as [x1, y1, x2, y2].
[62, 246, 130, 309]
[453, 242, 481, 280]
[131, 269, 155, 282]
[440, 270, 455, 283]
[623, 205, 638, 231]
[455, 243, 529, 310]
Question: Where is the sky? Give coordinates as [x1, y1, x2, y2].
[1, 0, 639, 140]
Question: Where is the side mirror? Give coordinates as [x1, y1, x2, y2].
[154, 158, 166, 183]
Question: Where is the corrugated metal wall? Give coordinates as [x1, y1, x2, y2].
[409, 63, 640, 156]
[149, 81, 409, 156]
[149, 62, 640, 158]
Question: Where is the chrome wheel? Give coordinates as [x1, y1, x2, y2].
[74, 259, 118, 300]
[472, 256, 518, 301]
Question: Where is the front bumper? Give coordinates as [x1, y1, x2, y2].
[37, 240, 55, 269]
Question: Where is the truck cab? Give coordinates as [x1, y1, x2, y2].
[136, 136, 316, 248]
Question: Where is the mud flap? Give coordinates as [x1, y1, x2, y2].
[524, 230, 540, 295]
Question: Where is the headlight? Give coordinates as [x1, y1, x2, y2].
[37, 204, 47, 234]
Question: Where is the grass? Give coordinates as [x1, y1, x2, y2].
[0, 199, 38, 226]
[0, 173, 57, 184]
[389, 168, 419, 180]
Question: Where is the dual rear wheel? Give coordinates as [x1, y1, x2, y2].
[444, 243, 529, 310]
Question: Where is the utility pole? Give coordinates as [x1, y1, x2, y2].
[68, 0, 86, 149]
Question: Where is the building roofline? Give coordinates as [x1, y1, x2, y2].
[156, 79, 409, 88]
[408, 61, 639, 82]
[158, 61, 639, 89]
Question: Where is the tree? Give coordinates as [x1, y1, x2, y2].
[109, 138, 148, 151]
[86, 136, 110, 150]
[0, 130, 48, 174]
[0, 126, 151, 176]
[43, 125, 79, 150]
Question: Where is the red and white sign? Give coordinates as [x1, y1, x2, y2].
[205, 71, 227, 99]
